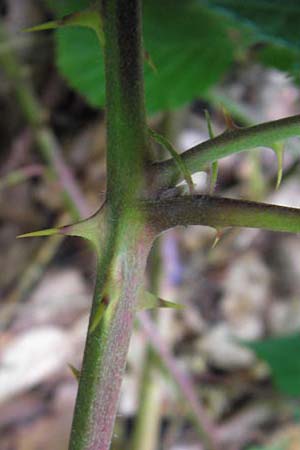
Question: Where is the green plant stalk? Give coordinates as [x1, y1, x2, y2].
[247, 151, 267, 200]
[69, 230, 154, 450]
[0, 24, 41, 127]
[0, 165, 44, 191]
[68, 1, 151, 449]
[146, 195, 300, 233]
[104, 0, 148, 209]
[152, 114, 300, 187]
[131, 345, 162, 450]
[140, 311, 219, 450]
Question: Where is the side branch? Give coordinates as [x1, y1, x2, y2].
[144, 195, 300, 234]
[151, 114, 300, 187]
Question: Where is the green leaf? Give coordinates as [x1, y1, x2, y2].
[204, 0, 300, 50]
[45, 0, 91, 17]
[56, 27, 105, 108]
[46, 0, 234, 113]
[245, 333, 300, 396]
[258, 44, 300, 83]
[203, 1, 300, 81]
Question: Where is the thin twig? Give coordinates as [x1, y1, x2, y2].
[139, 311, 221, 450]
[0, 164, 44, 191]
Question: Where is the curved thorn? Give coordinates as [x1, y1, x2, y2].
[211, 228, 222, 249]
[149, 127, 194, 194]
[68, 364, 81, 382]
[221, 104, 238, 131]
[144, 50, 157, 73]
[272, 142, 284, 190]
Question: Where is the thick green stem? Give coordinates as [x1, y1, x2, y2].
[152, 114, 300, 187]
[104, 0, 148, 209]
[69, 229, 154, 450]
[69, 1, 150, 449]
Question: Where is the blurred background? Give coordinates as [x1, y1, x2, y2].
[1, 1, 300, 449]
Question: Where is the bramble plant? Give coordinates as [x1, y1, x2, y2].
[13, 0, 300, 449]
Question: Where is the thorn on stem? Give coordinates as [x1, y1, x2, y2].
[221, 105, 238, 131]
[144, 50, 157, 73]
[68, 364, 81, 382]
[211, 228, 222, 249]
[272, 142, 284, 190]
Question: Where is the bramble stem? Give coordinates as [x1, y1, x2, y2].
[68, 1, 150, 449]
[152, 114, 300, 187]
[145, 195, 300, 234]
[69, 230, 154, 450]
[104, 0, 148, 209]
